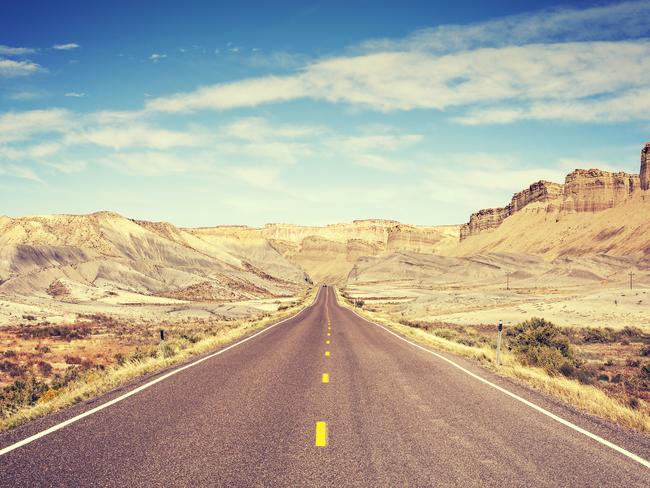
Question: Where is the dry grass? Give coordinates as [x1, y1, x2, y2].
[336, 288, 650, 435]
[0, 287, 317, 432]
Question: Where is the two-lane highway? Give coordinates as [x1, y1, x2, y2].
[0, 286, 648, 486]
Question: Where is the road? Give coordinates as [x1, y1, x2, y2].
[1, 286, 648, 486]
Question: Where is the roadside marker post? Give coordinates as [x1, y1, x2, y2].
[496, 320, 503, 366]
[160, 329, 165, 341]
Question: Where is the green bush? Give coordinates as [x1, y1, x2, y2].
[0, 378, 50, 417]
[508, 317, 575, 374]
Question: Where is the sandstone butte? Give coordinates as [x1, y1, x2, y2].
[459, 143, 650, 243]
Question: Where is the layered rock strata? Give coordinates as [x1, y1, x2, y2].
[461, 144, 649, 240]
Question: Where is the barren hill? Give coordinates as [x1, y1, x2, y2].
[0, 212, 309, 304]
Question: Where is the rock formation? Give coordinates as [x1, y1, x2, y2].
[460, 143, 648, 240]
[560, 169, 639, 213]
[460, 181, 562, 239]
[642, 142, 650, 191]
[222, 220, 459, 283]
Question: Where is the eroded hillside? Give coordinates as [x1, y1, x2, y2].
[0, 212, 309, 306]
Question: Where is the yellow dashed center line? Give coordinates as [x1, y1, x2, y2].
[315, 421, 328, 446]
[325, 351, 330, 357]
[327, 332, 331, 336]
[326, 339, 331, 345]
[322, 373, 329, 383]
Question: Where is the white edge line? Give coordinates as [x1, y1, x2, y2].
[338, 293, 650, 469]
[0, 287, 323, 456]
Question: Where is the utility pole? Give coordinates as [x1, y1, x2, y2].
[629, 271, 635, 290]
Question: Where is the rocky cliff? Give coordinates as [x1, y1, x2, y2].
[212, 220, 459, 283]
[460, 144, 649, 240]
[460, 181, 562, 239]
[641, 143, 650, 191]
[560, 170, 639, 213]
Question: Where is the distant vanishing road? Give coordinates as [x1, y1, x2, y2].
[1, 286, 648, 487]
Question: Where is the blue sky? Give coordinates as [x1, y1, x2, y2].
[1, 1, 649, 227]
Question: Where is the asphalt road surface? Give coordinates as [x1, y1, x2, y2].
[1, 286, 648, 486]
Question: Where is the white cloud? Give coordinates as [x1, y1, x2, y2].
[222, 117, 323, 142]
[0, 164, 43, 183]
[137, 2, 650, 125]
[150, 53, 167, 62]
[0, 45, 36, 56]
[146, 75, 308, 112]
[0, 109, 72, 143]
[456, 87, 650, 125]
[358, 1, 650, 53]
[144, 39, 650, 124]
[53, 43, 80, 50]
[66, 125, 205, 150]
[64, 92, 86, 98]
[0, 142, 64, 163]
[0, 58, 43, 77]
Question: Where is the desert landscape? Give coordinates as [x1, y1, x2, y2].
[1, 143, 649, 429]
[4, 3, 650, 485]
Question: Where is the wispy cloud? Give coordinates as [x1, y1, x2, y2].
[149, 53, 167, 62]
[357, 0, 650, 53]
[6, 90, 46, 101]
[0, 164, 44, 183]
[66, 125, 205, 150]
[326, 131, 421, 172]
[147, 75, 306, 112]
[222, 117, 323, 142]
[0, 109, 72, 143]
[43, 160, 87, 173]
[0, 45, 36, 56]
[141, 2, 650, 125]
[455, 87, 650, 125]
[423, 153, 566, 207]
[0, 142, 63, 160]
[0, 58, 43, 77]
[248, 50, 308, 70]
[64, 92, 86, 98]
[52, 43, 80, 50]
[145, 40, 650, 124]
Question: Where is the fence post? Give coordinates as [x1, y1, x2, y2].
[496, 320, 503, 366]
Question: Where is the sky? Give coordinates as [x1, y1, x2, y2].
[1, 0, 649, 227]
